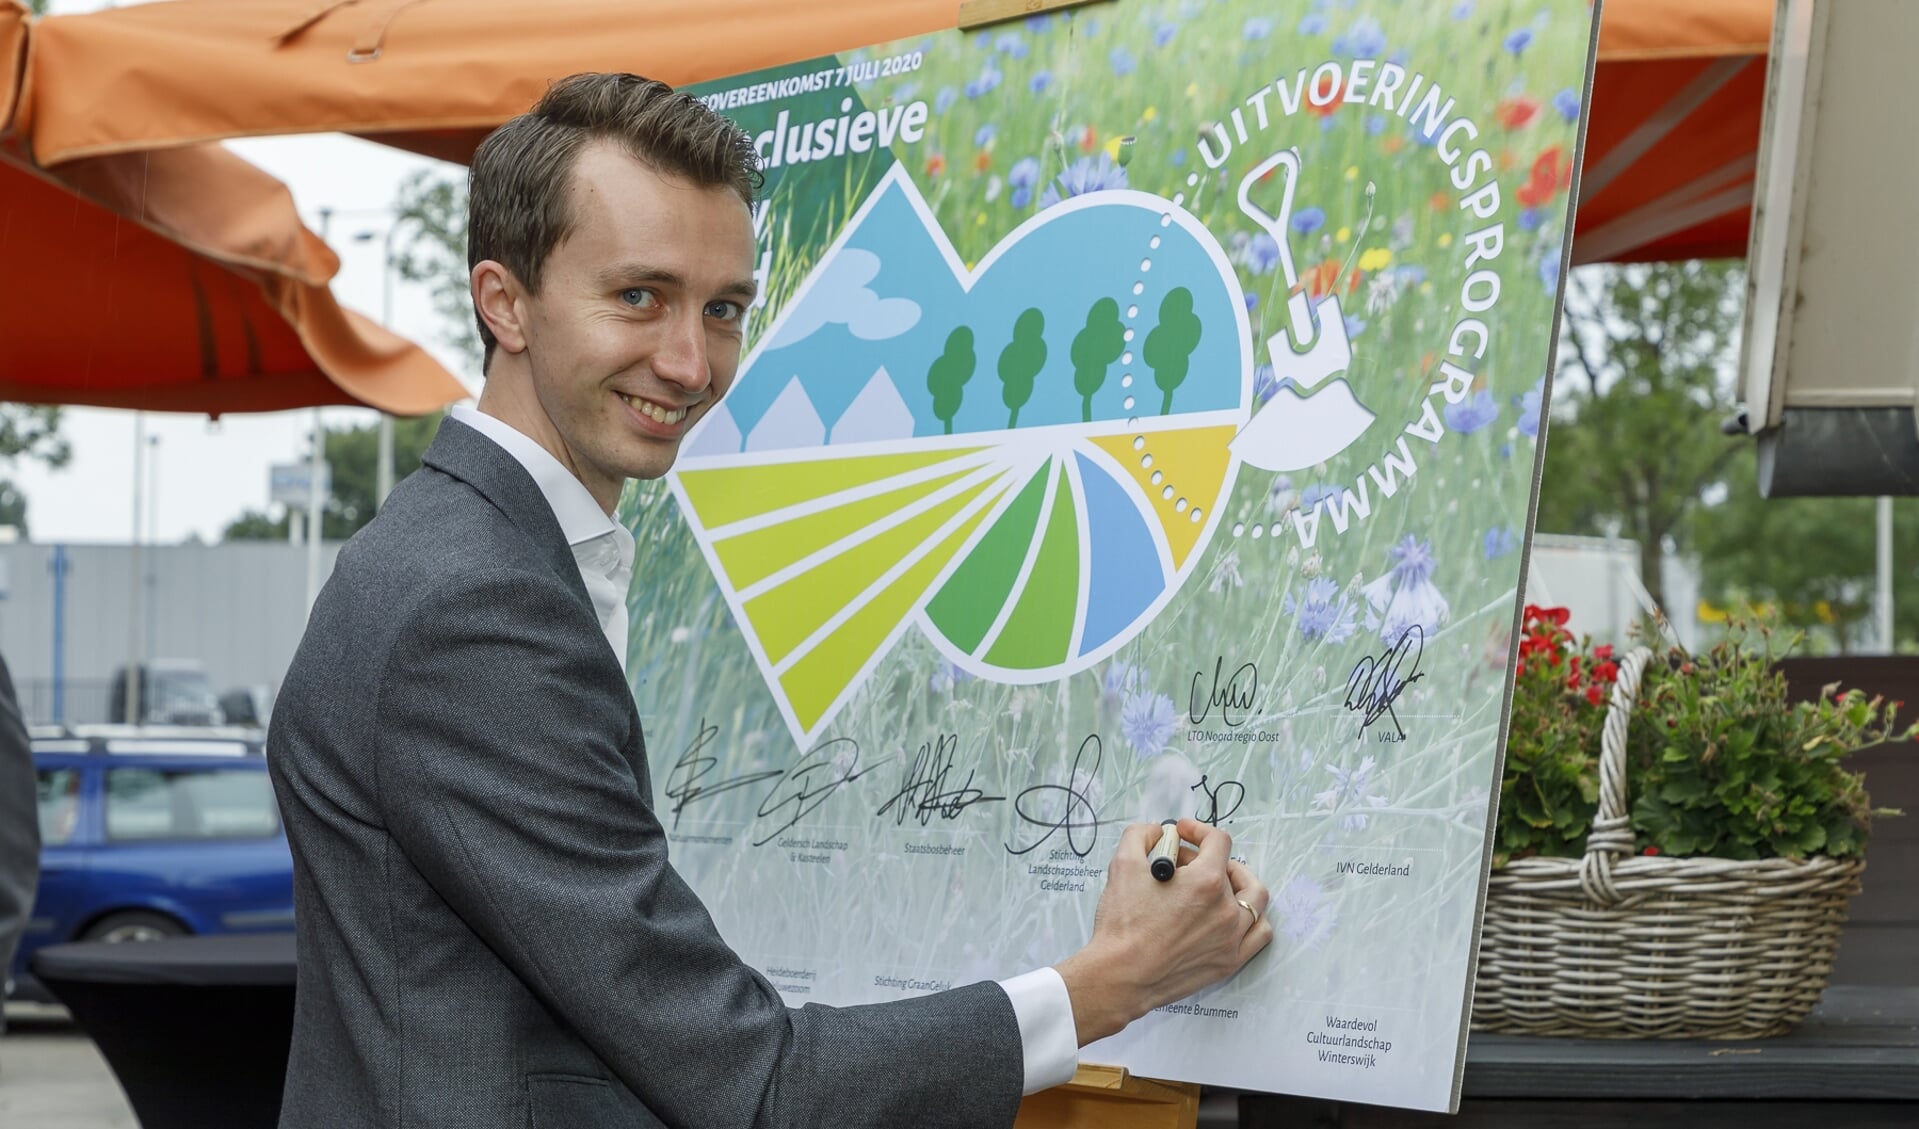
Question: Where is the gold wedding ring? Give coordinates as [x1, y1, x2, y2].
[1238, 898, 1259, 920]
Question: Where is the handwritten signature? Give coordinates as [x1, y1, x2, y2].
[1344, 625, 1427, 741]
[662, 720, 784, 830]
[1189, 657, 1260, 728]
[876, 733, 1005, 828]
[752, 738, 881, 847]
[1006, 735, 1108, 859]
[1191, 773, 1246, 826]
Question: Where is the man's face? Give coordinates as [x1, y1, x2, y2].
[515, 142, 757, 488]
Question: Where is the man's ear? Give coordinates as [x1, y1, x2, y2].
[472, 261, 529, 357]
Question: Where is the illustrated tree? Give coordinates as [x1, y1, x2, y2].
[1144, 287, 1202, 414]
[998, 308, 1047, 428]
[927, 326, 977, 436]
[224, 413, 445, 541]
[1071, 297, 1127, 422]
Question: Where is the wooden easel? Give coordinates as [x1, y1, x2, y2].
[953, 1, 1200, 1125]
[1015, 1064, 1202, 1129]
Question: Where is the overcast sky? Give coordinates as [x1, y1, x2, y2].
[9, 0, 479, 545]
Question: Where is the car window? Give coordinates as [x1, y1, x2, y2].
[37, 769, 82, 846]
[105, 767, 280, 842]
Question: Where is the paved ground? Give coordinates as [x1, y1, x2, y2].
[0, 1002, 137, 1128]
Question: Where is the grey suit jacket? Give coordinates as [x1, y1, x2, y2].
[269, 417, 1024, 1128]
[0, 651, 38, 1018]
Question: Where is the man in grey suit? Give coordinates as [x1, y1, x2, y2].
[0, 651, 38, 1040]
[270, 73, 1272, 1128]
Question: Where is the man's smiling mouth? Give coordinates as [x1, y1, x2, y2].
[617, 391, 690, 426]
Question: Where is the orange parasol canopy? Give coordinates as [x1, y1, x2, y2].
[19, 0, 957, 165]
[0, 0, 467, 415]
[1573, 0, 1770, 263]
[16, 0, 1772, 266]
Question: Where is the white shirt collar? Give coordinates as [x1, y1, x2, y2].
[450, 405, 623, 549]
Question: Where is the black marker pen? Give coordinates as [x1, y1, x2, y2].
[1150, 819, 1180, 881]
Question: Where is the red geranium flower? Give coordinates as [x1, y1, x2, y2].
[1586, 685, 1604, 706]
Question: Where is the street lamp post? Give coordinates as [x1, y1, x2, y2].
[147, 433, 161, 670]
[376, 221, 402, 510]
[124, 411, 144, 725]
[308, 208, 335, 618]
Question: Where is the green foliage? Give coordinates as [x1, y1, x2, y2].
[1502, 608, 1908, 865]
[998, 308, 1047, 428]
[926, 326, 976, 436]
[1497, 606, 1612, 862]
[0, 404, 69, 467]
[0, 480, 28, 537]
[1692, 452, 1919, 650]
[0, 403, 69, 536]
[1537, 261, 1746, 611]
[1625, 623, 1906, 860]
[1070, 297, 1125, 423]
[391, 171, 481, 373]
[1144, 287, 1201, 414]
[224, 413, 443, 541]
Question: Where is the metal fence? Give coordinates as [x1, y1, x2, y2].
[14, 678, 115, 727]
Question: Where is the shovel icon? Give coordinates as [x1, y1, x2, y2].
[1229, 149, 1377, 473]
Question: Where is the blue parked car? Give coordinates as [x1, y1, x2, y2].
[9, 725, 294, 1002]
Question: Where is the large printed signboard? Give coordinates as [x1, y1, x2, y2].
[622, 0, 1598, 1110]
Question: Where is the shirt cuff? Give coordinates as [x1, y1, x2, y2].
[999, 966, 1080, 1095]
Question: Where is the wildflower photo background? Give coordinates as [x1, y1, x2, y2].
[619, 0, 1599, 1109]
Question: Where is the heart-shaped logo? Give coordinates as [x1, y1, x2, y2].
[670, 165, 1253, 745]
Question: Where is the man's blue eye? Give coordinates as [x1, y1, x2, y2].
[621, 288, 655, 307]
[707, 301, 744, 322]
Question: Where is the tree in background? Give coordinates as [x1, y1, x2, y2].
[1145, 287, 1201, 414]
[1691, 451, 1919, 651]
[998, 308, 1046, 428]
[1693, 458, 1880, 649]
[224, 413, 443, 541]
[1535, 260, 1746, 614]
[927, 326, 977, 436]
[1071, 297, 1126, 422]
[391, 170, 482, 372]
[0, 481, 29, 534]
[0, 404, 70, 538]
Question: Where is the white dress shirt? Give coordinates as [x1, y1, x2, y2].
[450, 406, 1080, 1094]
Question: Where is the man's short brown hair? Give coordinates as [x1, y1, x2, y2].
[467, 73, 763, 372]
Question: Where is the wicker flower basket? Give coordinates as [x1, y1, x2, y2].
[1472, 646, 1865, 1039]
